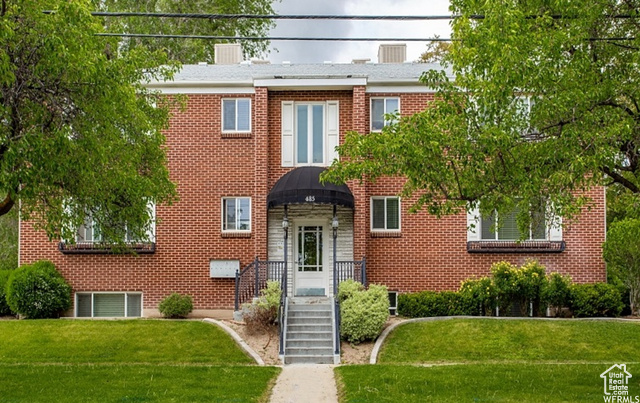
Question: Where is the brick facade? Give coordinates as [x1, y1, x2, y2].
[19, 65, 606, 316]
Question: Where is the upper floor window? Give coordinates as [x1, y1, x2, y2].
[222, 197, 251, 232]
[371, 98, 399, 132]
[222, 99, 251, 132]
[296, 104, 325, 165]
[371, 196, 400, 231]
[480, 206, 547, 241]
[75, 204, 156, 244]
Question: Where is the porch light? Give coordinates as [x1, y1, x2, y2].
[332, 215, 339, 238]
[282, 215, 289, 230]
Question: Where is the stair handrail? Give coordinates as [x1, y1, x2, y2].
[278, 260, 288, 356]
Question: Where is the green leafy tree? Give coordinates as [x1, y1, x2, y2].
[94, 0, 278, 63]
[602, 219, 640, 316]
[325, 0, 640, 231]
[0, 0, 178, 244]
[0, 207, 17, 270]
[417, 39, 451, 63]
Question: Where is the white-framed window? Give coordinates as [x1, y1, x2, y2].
[371, 196, 401, 231]
[75, 203, 156, 243]
[388, 291, 398, 316]
[222, 197, 251, 232]
[76, 292, 142, 318]
[281, 101, 339, 167]
[371, 97, 400, 132]
[222, 98, 251, 132]
[480, 207, 547, 241]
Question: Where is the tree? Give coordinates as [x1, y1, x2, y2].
[0, 0, 178, 244]
[94, 0, 277, 64]
[325, 0, 640, 231]
[602, 219, 640, 316]
[0, 207, 17, 270]
[417, 39, 451, 63]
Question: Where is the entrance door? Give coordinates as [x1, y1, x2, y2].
[294, 224, 327, 296]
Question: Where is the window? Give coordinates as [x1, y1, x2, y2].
[388, 291, 398, 316]
[222, 99, 251, 132]
[371, 197, 400, 231]
[371, 98, 399, 131]
[222, 197, 251, 232]
[76, 292, 142, 317]
[296, 104, 325, 164]
[75, 204, 156, 244]
[480, 206, 547, 241]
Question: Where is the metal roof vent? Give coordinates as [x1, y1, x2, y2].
[352, 58, 371, 64]
[378, 44, 406, 64]
[214, 44, 243, 64]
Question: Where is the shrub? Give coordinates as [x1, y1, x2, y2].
[337, 279, 364, 303]
[243, 281, 281, 334]
[542, 272, 572, 315]
[491, 260, 548, 316]
[6, 261, 71, 319]
[569, 283, 624, 318]
[603, 218, 640, 316]
[0, 270, 14, 316]
[397, 290, 473, 318]
[458, 277, 497, 316]
[158, 293, 193, 319]
[340, 283, 389, 344]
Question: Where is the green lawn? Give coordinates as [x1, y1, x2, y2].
[0, 320, 280, 402]
[337, 318, 640, 402]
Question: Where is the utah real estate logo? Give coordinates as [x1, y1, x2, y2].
[601, 364, 638, 402]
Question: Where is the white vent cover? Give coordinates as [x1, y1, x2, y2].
[214, 43, 243, 64]
[378, 44, 406, 64]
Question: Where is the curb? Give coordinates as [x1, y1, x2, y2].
[202, 318, 265, 366]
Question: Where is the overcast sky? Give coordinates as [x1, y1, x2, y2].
[267, 0, 452, 64]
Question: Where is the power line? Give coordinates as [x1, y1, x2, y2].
[96, 33, 451, 41]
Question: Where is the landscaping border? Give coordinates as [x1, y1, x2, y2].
[202, 318, 265, 366]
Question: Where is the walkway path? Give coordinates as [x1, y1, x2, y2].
[269, 364, 339, 403]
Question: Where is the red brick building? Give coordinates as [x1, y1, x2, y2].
[18, 46, 606, 318]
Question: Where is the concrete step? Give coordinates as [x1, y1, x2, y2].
[286, 338, 333, 348]
[286, 330, 333, 340]
[287, 316, 332, 325]
[287, 310, 332, 318]
[287, 324, 332, 332]
[286, 346, 334, 356]
[287, 305, 332, 313]
[284, 354, 335, 365]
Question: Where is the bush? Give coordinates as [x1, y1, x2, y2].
[603, 218, 640, 316]
[491, 260, 548, 316]
[398, 290, 473, 318]
[569, 283, 624, 318]
[6, 261, 71, 319]
[340, 282, 389, 344]
[0, 270, 14, 316]
[158, 293, 193, 319]
[337, 279, 364, 303]
[542, 272, 572, 315]
[458, 277, 497, 316]
[243, 281, 281, 334]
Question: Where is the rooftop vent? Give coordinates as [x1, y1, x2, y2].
[378, 44, 406, 64]
[250, 59, 271, 65]
[214, 43, 243, 65]
[352, 58, 371, 64]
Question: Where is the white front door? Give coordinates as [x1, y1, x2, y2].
[294, 223, 328, 296]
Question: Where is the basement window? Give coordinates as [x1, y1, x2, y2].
[388, 291, 398, 316]
[76, 292, 142, 318]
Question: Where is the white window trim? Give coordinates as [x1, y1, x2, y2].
[221, 98, 252, 133]
[466, 203, 562, 241]
[294, 102, 327, 167]
[75, 292, 143, 318]
[370, 97, 400, 132]
[388, 291, 398, 316]
[370, 196, 401, 232]
[221, 197, 252, 233]
[74, 203, 156, 244]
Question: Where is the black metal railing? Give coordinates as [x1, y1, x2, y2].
[278, 261, 288, 356]
[467, 240, 566, 253]
[234, 258, 285, 311]
[59, 241, 155, 254]
[333, 257, 366, 357]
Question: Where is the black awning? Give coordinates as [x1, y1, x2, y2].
[267, 167, 354, 209]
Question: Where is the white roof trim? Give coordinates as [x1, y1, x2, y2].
[253, 78, 367, 90]
[365, 85, 435, 93]
[147, 86, 256, 94]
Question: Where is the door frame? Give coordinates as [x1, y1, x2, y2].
[293, 218, 329, 296]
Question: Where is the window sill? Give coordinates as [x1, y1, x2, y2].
[59, 242, 155, 254]
[221, 132, 252, 139]
[221, 231, 252, 238]
[370, 231, 402, 238]
[467, 240, 565, 253]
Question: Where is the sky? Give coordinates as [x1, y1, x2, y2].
[267, 0, 452, 64]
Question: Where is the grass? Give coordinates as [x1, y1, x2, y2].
[337, 363, 636, 402]
[337, 318, 640, 402]
[379, 318, 640, 364]
[0, 320, 280, 402]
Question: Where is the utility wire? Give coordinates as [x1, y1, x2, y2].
[96, 33, 450, 41]
[42, 11, 640, 20]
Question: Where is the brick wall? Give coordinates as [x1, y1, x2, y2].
[19, 87, 606, 313]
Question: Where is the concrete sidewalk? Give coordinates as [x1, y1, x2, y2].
[269, 364, 338, 403]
